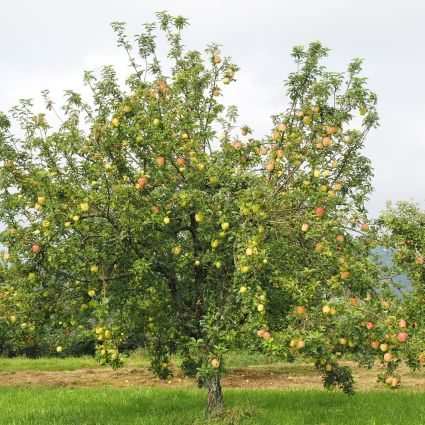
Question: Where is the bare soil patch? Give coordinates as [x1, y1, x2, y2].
[1, 362, 424, 391]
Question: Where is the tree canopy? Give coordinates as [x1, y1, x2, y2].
[1, 11, 423, 414]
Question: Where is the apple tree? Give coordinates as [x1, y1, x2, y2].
[377, 202, 425, 371]
[1, 11, 418, 415]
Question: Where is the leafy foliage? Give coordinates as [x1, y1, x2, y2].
[0, 12, 422, 413]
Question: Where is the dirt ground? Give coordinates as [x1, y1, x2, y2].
[1, 362, 425, 391]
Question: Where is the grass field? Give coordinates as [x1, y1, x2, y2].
[0, 350, 274, 372]
[1, 387, 425, 425]
[2, 353, 425, 424]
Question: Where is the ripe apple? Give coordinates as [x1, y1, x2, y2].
[213, 54, 221, 64]
[303, 115, 311, 125]
[315, 242, 324, 252]
[301, 223, 309, 232]
[340, 271, 350, 280]
[266, 162, 275, 171]
[32, 244, 40, 254]
[326, 126, 337, 135]
[262, 331, 271, 340]
[322, 305, 331, 315]
[366, 321, 375, 330]
[370, 340, 379, 349]
[322, 137, 331, 146]
[397, 332, 408, 342]
[176, 157, 186, 166]
[418, 354, 425, 364]
[195, 213, 204, 223]
[80, 203, 90, 212]
[172, 246, 182, 255]
[380, 343, 389, 352]
[383, 352, 393, 362]
[276, 149, 284, 158]
[257, 328, 265, 337]
[296, 339, 305, 349]
[156, 156, 166, 166]
[391, 377, 399, 388]
[138, 177, 148, 186]
[399, 319, 407, 328]
[360, 223, 369, 231]
[232, 140, 243, 150]
[350, 297, 358, 306]
[315, 207, 324, 217]
[211, 358, 220, 368]
[296, 306, 306, 315]
[273, 131, 282, 140]
[37, 196, 46, 205]
[336, 234, 345, 243]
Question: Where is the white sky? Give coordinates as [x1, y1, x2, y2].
[1, 0, 424, 218]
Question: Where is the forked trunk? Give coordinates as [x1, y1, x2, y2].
[204, 374, 224, 417]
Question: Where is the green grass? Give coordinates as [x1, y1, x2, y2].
[0, 356, 98, 372]
[0, 387, 424, 424]
[0, 350, 276, 372]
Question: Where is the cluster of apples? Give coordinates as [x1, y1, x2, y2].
[256, 328, 271, 341]
[368, 319, 409, 367]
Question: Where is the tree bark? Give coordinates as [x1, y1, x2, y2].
[204, 374, 224, 417]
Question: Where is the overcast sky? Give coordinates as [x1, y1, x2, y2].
[1, 0, 424, 218]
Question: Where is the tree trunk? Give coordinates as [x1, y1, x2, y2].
[204, 374, 224, 417]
